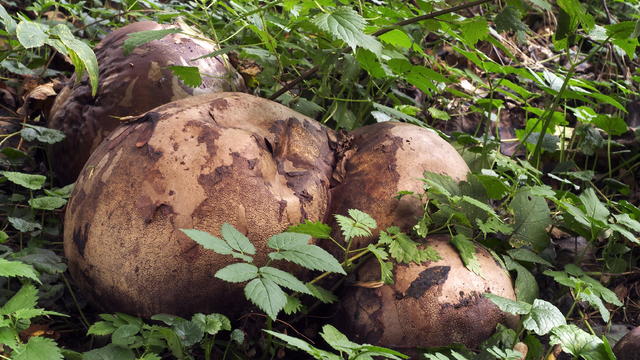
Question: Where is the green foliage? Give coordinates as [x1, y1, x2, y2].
[122, 28, 181, 55]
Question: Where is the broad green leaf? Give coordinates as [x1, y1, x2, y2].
[579, 188, 609, 223]
[180, 229, 232, 255]
[44, 184, 74, 198]
[29, 196, 67, 210]
[1, 284, 39, 315]
[287, 220, 332, 239]
[378, 29, 412, 48]
[265, 330, 340, 360]
[149, 326, 185, 359]
[12, 336, 63, 360]
[259, 266, 311, 294]
[138, 354, 162, 360]
[577, 288, 610, 322]
[83, 344, 136, 360]
[550, 325, 608, 360]
[484, 293, 532, 315]
[0, 258, 40, 282]
[557, 0, 595, 31]
[171, 318, 204, 347]
[220, 223, 256, 255]
[269, 244, 345, 274]
[504, 256, 538, 303]
[460, 17, 489, 45]
[0, 5, 17, 34]
[614, 214, 640, 232]
[191, 313, 231, 335]
[592, 116, 628, 136]
[312, 7, 381, 54]
[306, 283, 338, 304]
[87, 321, 117, 336]
[508, 188, 551, 251]
[522, 299, 566, 335]
[17, 248, 67, 274]
[506, 248, 552, 266]
[123, 28, 181, 55]
[168, 66, 202, 88]
[0, 231, 7, 243]
[0, 327, 18, 351]
[1, 171, 46, 190]
[320, 324, 359, 353]
[451, 234, 481, 276]
[20, 125, 65, 144]
[428, 107, 450, 121]
[111, 324, 140, 346]
[495, 6, 528, 34]
[49, 25, 99, 97]
[244, 277, 287, 320]
[267, 232, 311, 250]
[16, 21, 47, 48]
[215, 263, 258, 283]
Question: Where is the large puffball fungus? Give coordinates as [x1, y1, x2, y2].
[48, 20, 246, 184]
[63, 92, 335, 317]
[337, 235, 517, 350]
[327, 122, 469, 250]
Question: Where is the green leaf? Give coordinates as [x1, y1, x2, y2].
[220, 223, 256, 255]
[12, 308, 66, 320]
[0, 231, 7, 243]
[16, 21, 48, 48]
[484, 293, 532, 315]
[1, 284, 39, 315]
[244, 277, 287, 320]
[495, 6, 528, 34]
[264, 330, 340, 360]
[28, 196, 67, 211]
[111, 324, 140, 346]
[550, 325, 608, 360]
[8, 217, 42, 232]
[577, 288, 610, 323]
[180, 229, 232, 255]
[168, 66, 202, 88]
[20, 125, 65, 144]
[320, 324, 359, 354]
[428, 107, 450, 121]
[522, 299, 566, 335]
[557, 0, 595, 31]
[87, 321, 117, 336]
[15, 248, 66, 274]
[171, 318, 204, 347]
[83, 344, 136, 360]
[13, 336, 63, 360]
[1, 171, 46, 190]
[579, 188, 609, 223]
[306, 284, 338, 304]
[614, 214, 640, 232]
[122, 28, 181, 55]
[384, 229, 439, 264]
[49, 24, 99, 97]
[592, 116, 628, 136]
[335, 209, 377, 241]
[259, 266, 311, 294]
[43, 184, 74, 198]
[450, 234, 481, 276]
[504, 256, 539, 303]
[0, 258, 40, 282]
[506, 248, 552, 266]
[268, 244, 345, 274]
[460, 17, 489, 45]
[312, 7, 381, 54]
[378, 29, 412, 48]
[0, 327, 18, 351]
[368, 245, 394, 284]
[215, 263, 258, 283]
[508, 188, 551, 251]
[191, 313, 231, 335]
[267, 232, 311, 249]
[283, 295, 302, 315]
[0, 5, 17, 34]
[287, 220, 332, 239]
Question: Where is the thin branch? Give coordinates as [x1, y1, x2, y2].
[269, 0, 493, 100]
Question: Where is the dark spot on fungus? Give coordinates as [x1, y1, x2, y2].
[406, 266, 450, 299]
[210, 98, 229, 112]
[73, 223, 90, 256]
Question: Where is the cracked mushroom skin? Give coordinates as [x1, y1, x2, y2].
[337, 235, 517, 350]
[48, 20, 246, 184]
[326, 122, 469, 250]
[63, 92, 335, 317]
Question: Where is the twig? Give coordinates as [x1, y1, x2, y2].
[269, 0, 494, 100]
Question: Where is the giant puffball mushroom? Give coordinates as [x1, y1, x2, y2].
[614, 326, 640, 360]
[63, 92, 335, 317]
[327, 122, 469, 250]
[48, 20, 246, 184]
[337, 235, 517, 350]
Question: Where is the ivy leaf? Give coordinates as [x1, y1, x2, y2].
[244, 277, 287, 320]
[16, 21, 48, 48]
[0, 284, 39, 315]
[0, 258, 40, 282]
[12, 336, 63, 360]
[550, 325, 608, 360]
[287, 220, 332, 239]
[522, 299, 566, 335]
[259, 266, 311, 294]
[28, 196, 67, 211]
[215, 263, 258, 283]
[181, 229, 233, 255]
[508, 188, 551, 251]
[1, 171, 46, 190]
[450, 234, 481, 276]
[312, 7, 381, 54]
[122, 28, 181, 55]
[168, 66, 202, 88]
[306, 284, 338, 304]
[220, 223, 256, 255]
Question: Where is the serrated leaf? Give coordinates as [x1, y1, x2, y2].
[112, 324, 140, 346]
[191, 313, 231, 335]
[451, 234, 482, 276]
[12, 308, 66, 320]
[378, 29, 412, 48]
[168, 66, 202, 88]
[283, 295, 302, 315]
[522, 299, 566, 335]
[122, 28, 181, 55]
[244, 277, 287, 320]
[20, 125, 65, 144]
[312, 7, 381, 54]
[1, 171, 46, 190]
[8, 217, 41, 233]
[0, 327, 18, 351]
[306, 283, 338, 304]
[1, 284, 38, 315]
[484, 293, 532, 315]
[264, 330, 341, 360]
[509, 188, 551, 251]
[287, 220, 332, 239]
[221, 223, 256, 255]
[550, 325, 607, 360]
[13, 336, 63, 360]
[83, 344, 136, 360]
[267, 232, 311, 250]
[495, 6, 529, 34]
[578, 288, 610, 323]
[460, 17, 489, 45]
[87, 321, 117, 336]
[259, 266, 311, 294]
[16, 21, 48, 48]
[320, 324, 359, 353]
[269, 244, 345, 274]
[180, 229, 232, 255]
[215, 263, 258, 283]
[0, 258, 40, 282]
[28, 196, 67, 210]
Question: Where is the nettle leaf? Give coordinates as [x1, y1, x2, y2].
[451, 234, 481, 276]
[312, 7, 381, 54]
[181, 229, 233, 255]
[508, 188, 551, 251]
[259, 266, 311, 294]
[550, 325, 608, 360]
[460, 17, 489, 45]
[168, 66, 202, 88]
[382, 228, 440, 264]
[378, 29, 412, 48]
[20, 125, 65, 144]
[0, 258, 40, 282]
[16, 21, 48, 48]
[1, 284, 39, 315]
[123, 28, 181, 55]
[522, 299, 566, 335]
[1, 171, 46, 190]
[28, 196, 67, 211]
[306, 283, 338, 304]
[368, 244, 394, 284]
[221, 223, 256, 255]
[12, 336, 63, 360]
[244, 277, 287, 320]
[287, 220, 332, 239]
[215, 263, 258, 283]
